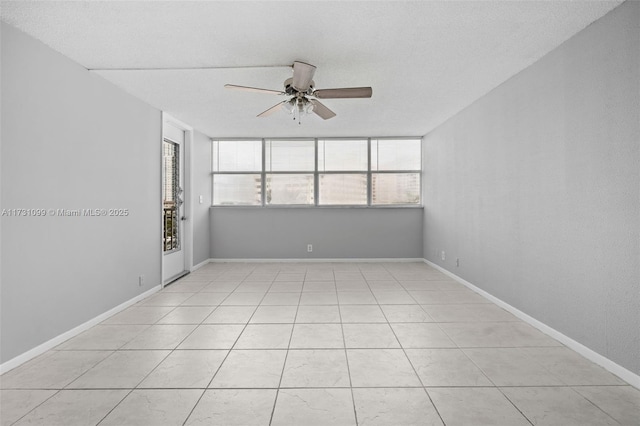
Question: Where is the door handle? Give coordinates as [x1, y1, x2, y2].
[181, 216, 187, 221]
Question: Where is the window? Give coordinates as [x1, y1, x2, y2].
[318, 139, 368, 205]
[212, 140, 262, 205]
[211, 138, 421, 207]
[371, 139, 421, 205]
[265, 140, 315, 205]
[163, 140, 180, 251]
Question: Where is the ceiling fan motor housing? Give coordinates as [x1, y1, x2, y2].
[284, 77, 314, 96]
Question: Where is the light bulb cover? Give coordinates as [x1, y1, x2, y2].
[304, 101, 314, 114]
[281, 99, 295, 114]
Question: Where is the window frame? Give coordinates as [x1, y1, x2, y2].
[211, 137, 422, 208]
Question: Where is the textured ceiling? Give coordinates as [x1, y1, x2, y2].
[1, 1, 622, 138]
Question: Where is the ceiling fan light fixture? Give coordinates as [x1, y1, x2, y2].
[304, 99, 315, 114]
[281, 99, 295, 114]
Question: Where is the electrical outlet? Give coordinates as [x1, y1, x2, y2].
[138, 275, 144, 286]
[307, 244, 313, 252]
[199, 195, 203, 204]
[456, 258, 460, 267]
[441, 251, 446, 261]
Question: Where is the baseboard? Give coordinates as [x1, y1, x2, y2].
[423, 259, 640, 390]
[0, 285, 161, 375]
[191, 258, 212, 271]
[209, 258, 425, 263]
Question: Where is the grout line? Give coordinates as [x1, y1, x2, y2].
[268, 269, 304, 426]
[182, 264, 265, 426]
[336, 268, 359, 426]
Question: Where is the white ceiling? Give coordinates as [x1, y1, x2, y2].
[1, 1, 622, 138]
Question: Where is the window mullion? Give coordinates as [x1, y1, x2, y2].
[261, 138, 266, 206]
[367, 137, 372, 206]
[314, 138, 319, 206]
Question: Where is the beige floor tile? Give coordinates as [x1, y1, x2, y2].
[139, 292, 195, 306]
[289, 323, 344, 349]
[281, 350, 350, 388]
[1, 351, 112, 389]
[139, 350, 228, 388]
[299, 292, 339, 305]
[209, 350, 286, 388]
[574, 385, 640, 426]
[203, 306, 256, 324]
[68, 350, 169, 389]
[102, 307, 173, 325]
[121, 324, 197, 349]
[156, 307, 215, 324]
[353, 388, 444, 426]
[268, 282, 304, 292]
[502, 387, 619, 425]
[221, 293, 265, 305]
[337, 291, 377, 304]
[406, 349, 492, 386]
[181, 292, 228, 306]
[343, 324, 400, 348]
[380, 305, 433, 322]
[463, 348, 564, 386]
[177, 324, 244, 349]
[99, 389, 201, 426]
[249, 306, 297, 323]
[55, 325, 149, 350]
[391, 323, 456, 348]
[296, 305, 341, 323]
[12, 389, 127, 426]
[428, 387, 530, 426]
[372, 291, 417, 304]
[339, 305, 387, 323]
[0, 390, 57, 426]
[185, 389, 277, 426]
[521, 347, 625, 385]
[303, 281, 337, 292]
[347, 349, 421, 387]
[260, 292, 301, 305]
[234, 324, 293, 349]
[424, 303, 519, 322]
[271, 388, 356, 426]
[439, 322, 562, 347]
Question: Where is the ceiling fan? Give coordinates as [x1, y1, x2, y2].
[224, 61, 372, 123]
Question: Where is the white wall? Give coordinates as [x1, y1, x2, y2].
[211, 207, 423, 259]
[192, 130, 212, 265]
[423, 1, 639, 375]
[0, 23, 162, 363]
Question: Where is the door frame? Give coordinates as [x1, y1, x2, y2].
[161, 112, 193, 286]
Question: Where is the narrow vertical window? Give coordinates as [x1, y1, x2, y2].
[163, 140, 180, 251]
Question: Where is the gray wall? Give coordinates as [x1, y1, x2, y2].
[423, 1, 639, 375]
[1, 23, 162, 363]
[211, 208, 423, 259]
[192, 130, 212, 265]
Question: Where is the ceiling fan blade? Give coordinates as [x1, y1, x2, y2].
[225, 84, 284, 95]
[292, 61, 316, 92]
[311, 100, 336, 120]
[257, 101, 286, 117]
[314, 87, 373, 99]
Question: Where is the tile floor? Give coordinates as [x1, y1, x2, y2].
[1, 262, 638, 425]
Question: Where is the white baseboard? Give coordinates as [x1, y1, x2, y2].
[423, 259, 640, 390]
[209, 258, 425, 263]
[0, 285, 161, 375]
[191, 258, 212, 271]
